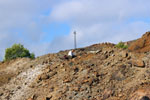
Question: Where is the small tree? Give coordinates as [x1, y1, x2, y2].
[115, 41, 128, 49]
[4, 44, 35, 61]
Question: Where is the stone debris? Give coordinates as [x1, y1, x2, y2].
[132, 60, 145, 67]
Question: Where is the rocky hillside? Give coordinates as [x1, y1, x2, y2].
[1, 32, 150, 100]
[128, 31, 150, 53]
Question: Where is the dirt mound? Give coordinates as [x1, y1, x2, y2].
[1, 41, 150, 100]
[128, 31, 150, 53]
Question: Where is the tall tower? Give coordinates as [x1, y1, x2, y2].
[73, 31, 77, 49]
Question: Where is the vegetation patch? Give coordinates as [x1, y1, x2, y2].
[4, 44, 35, 61]
[115, 42, 128, 49]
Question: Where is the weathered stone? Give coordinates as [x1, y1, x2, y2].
[45, 68, 52, 73]
[132, 60, 145, 67]
[48, 71, 57, 77]
[29, 94, 37, 100]
[63, 78, 72, 83]
[104, 62, 110, 66]
[101, 55, 108, 60]
[0, 93, 3, 96]
[41, 74, 50, 80]
[103, 51, 108, 54]
[45, 96, 52, 100]
[73, 87, 80, 91]
[120, 51, 128, 58]
[103, 89, 113, 99]
[82, 79, 89, 84]
[49, 87, 54, 92]
[27, 98, 33, 100]
[17, 86, 21, 89]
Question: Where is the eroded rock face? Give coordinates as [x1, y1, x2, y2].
[128, 32, 150, 53]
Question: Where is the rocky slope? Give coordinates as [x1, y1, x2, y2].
[128, 31, 150, 53]
[1, 32, 150, 100]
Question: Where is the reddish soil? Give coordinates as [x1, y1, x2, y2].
[128, 31, 150, 53]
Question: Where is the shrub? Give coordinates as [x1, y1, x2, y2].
[4, 44, 35, 61]
[115, 42, 128, 49]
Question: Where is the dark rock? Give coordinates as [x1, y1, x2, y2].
[74, 67, 79, 73]
[0, 93, 3, 96]
[17, 86, 21, 89]
[49, 87, 54, 92]
[101, 55, 108, 60]
[46, 96, 52, 100]
[30, 65, 33, 68]
[140, 96, 150, 100]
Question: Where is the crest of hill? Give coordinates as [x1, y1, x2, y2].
[128, 31, 150, 53]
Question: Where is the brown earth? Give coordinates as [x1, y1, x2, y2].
[1, 32, 150, 100]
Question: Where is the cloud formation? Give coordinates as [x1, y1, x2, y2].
[0, 0, 53, 60]
[48, 0, 150, 52]
[0, 0, 150, 60]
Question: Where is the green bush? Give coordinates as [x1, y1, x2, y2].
[4, 44, 35, 61]
[115, 42, 128, 49]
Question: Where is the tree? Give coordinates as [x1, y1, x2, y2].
[4, 44, 35, 61]
[115, 41, 128, 49]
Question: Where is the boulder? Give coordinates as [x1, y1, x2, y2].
[120, 51, 128, 58]
[0, 93, 3, 96]
[132, 60, 145, 67]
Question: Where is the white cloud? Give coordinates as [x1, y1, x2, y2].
[0, 0, 150, 60]
[50, 0, 150, 23]
[0, 0, 55, 60]
[48, 0, 150, 52]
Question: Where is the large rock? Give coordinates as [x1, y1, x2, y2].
[132, 60, 145, 67]
[120, 51, 128, 58]
[0, 93, 3, 96]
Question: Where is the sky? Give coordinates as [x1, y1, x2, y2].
[0, 0, 150, 60]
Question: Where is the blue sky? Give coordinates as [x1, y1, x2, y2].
[42, 22, 71, 42]
[0, 0, 150, 60]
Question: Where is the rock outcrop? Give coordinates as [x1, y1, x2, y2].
[128, 31, 150, 53]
